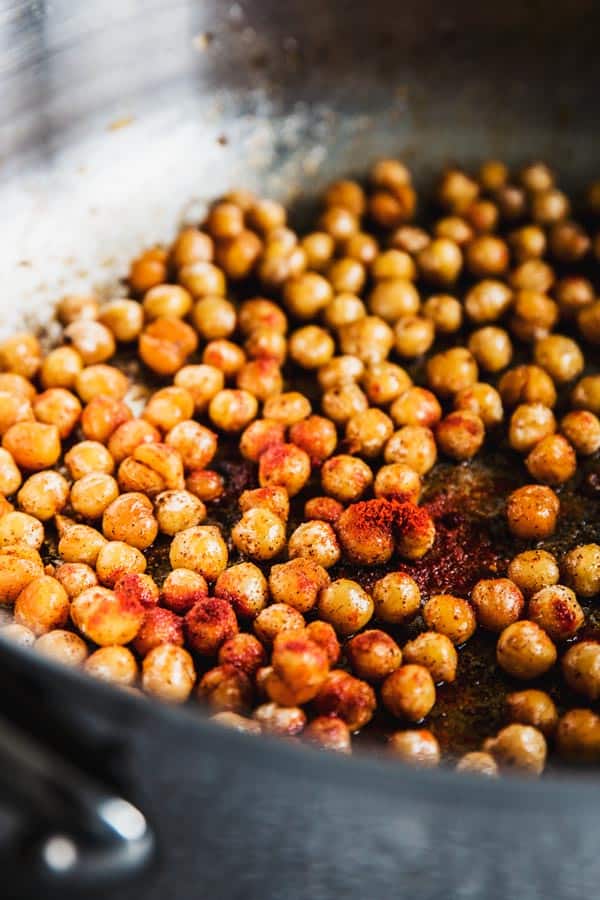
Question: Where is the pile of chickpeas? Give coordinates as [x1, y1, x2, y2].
[2, 158, 600, 776]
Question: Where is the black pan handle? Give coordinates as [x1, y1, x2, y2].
[0, 709, 154, 893]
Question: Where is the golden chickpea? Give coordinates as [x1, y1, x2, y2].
[238, 486, 290, 522]
[40, 346, 83, 389]
[129, 248, 168, 294]
[416, 238, 463, 286]
[178, 260, 225, 298]
[321, 454, 373, 502]
[534, 334, 584, 383]
[57, 294, 99, 324]
[464, 279, 513, 323]
[254, 606, 307, 651]
[35, 630, 88, 666]
[465, 235, 509, 277]
[317, 579, 373, 636]
[496, 620, 557, 679]
[336, 500, 394, 566]
[402, 632, 457, 683]
[289, 326, 334, 370]
[313, 669, 375, 730]
[191, 296, 236, 341]
[508, 224, 547, 262]
[84, 645, 138, 686]
[244, 328, 287, 363]
[346, 629, 402, 681]
[525, 434, 576, 485]
[471, 578, 524, 632]
[143, 385, 195, 432]
[456, 752, 498, 776]
[154, 489, 206, 535]
[218, 633, 266, 677]
[168, 524, 227, 579]
[530, 187, 569, 225]
[361, 361, 411, 407]
[494, 183, 526, 221]
[97, 298, 144, 343]
[562, 642, 600, 700]
[214, 562, 268, 619]
[57, 520, 107, 566]
[63, 320, 115, 366]
[560, 410, 600, 457]
[18, 471, 68, 521]
[267, 630, 329, 705]
[468, 327, 512, 372]
[371, 249, 415, 283]
[318, 355, 365, 390]
[288, 520, 340, 568]
[327, 258, 365, 294]
[186, 469, 223, 502]
[323, 293, 366, 331]
[322, 383, 368, 425]
[0, 448, 22, 495]
[0, 511, 43, 549]
[508, 550, 559, 596]
[3, 422, 61, 471]
[562, 544, 600, 598]
[453, 383, 503, 428]
[478, 159, 509, 192]
[505, 690, 558, 737]
[209, 389, 258, 432]
[578, 301, 600, 344]
[510, 259, 555, 294]
[484, 724, 546, 775]
[381, 664, 436, 721]
[556, 709, 600, 763]
[253, 701, 306, 736]
[549, 220, 590, 263]
[139, 317, 198, 376]
[95, 541, 146, 587]
[374, 464, 421, 504]
[0, 545, 44, 603]
[0, 333, 41, 378]
[466, 198, 499, 232]
[304, 496, 344, 524]
[169, 227, 213, 268]
[54, 562, 98, 598]
[71, 585, 143, 645]
[426, 348, 478, 397]
[339, 316, 394, 366]
[184, 596, 238, 656]
[499, 365, 557, 409]
[133, 607, 183, 657]
[346, 408, 394, 457]
[283, 272, 332, 319]
[102, 492, 158, 550]
[80, 397, 131, 445]
[388, 729, 440, 767]
[369, 185, 416, 229]
[571, 374, 600, 414]
[368, 279, 420, 323]
[303, 716, 351, 753]
[174, 365, 224, 414]
[324, 179, 366, 216]
[394, 316, 435, 358]
[268, 558, 330, 614]
[205, 201, 244, 239]
[142, 644, 196, 703]
[14, 576, 69, 636]
[122, 442, 184, 495]
[434, 216, 473, 246]
[70, 473, 118, 520]
[511, 290, 559, 343]
[258, 443, 311, 496]
[519, 161, 554, 192]
[264, 393, 311, 427]
[0, 390, 34, 436]
[107, 420, 161, 464]
[384, 426, 437, 475]
[231, 508, 286, 561]
[422, 294, 463, 334]
[389, 225, 429, 255]
[436, 411, 485, 461]
[161, 568, 208, 615]
[423, 594, 476, 645]
[301, 231, 335, 271]
[506, 484, 559, 539]
[165, 420, 217, 472]
[238, 298, 287, 335]
[437, 168, 479, 213]
[508, 403, 556, 454]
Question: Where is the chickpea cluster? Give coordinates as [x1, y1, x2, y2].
[2, 159, 600, 774]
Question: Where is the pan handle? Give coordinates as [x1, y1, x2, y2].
[0, 710, 154, 893]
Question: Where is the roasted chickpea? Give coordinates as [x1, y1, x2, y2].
[510, 259, 555, 294]
[34, 629, 88, 666]
[317, 579, 373, 636]
[381, 665, 436, 721]
[264, 630, 329, 705]
[388, 730, 440, 767]
[17, 471, 68, 521]
[232, 508, 286, 561]
[530, 187, 569, 225]
[327, 258, 366, 294]
[169, 227, 213, 268]
[484, 724, 546, 775]
[106, 419, 160, 465]
[253, 604, 305, 646]
[198, 664, 252, 712]
[183, 595, 238, 655]
[0, 545, 44, 603]
[556, 709, 600, 763]
[71, 585, 143, 646]
[129, 247, 168, 294]
[578, 301, 600, 344]
[426, 348, 478, 397]
[212, 562, 268, 620]
[561, 544, 600, 598]
[258, 443, 311, 496]
[94, 301, 142, 347]
[304, 496, 344, 524]
[525, 434, 576, 485]
[321, 383, 369, 425]
[495, 183, 526, 221]
[434, 215, 473, 246]
[361, 363, 410, 407]
[95, 541, 146, 587]
[346, 629, 402, 682]
[58, 522, 107, 566]
[506, 484, 559, 539]
[465, 235, 509, 277]
[14, 576, 69, 636]
[368, 279, 420, 323]
[40, 346, 83, 389]
[571, 374, 600, 414]
[471, 578, 524, 632]
[318, 355, 364, 391]
[138, 317, 198, 376]
[374, 463, 421, 504]
[186, 469, 224, 502]
[54, 562, 98, 598]
[478, 160, 509, 192]
[508, 550, 560, 596]
[499, 365, 557, 409]
[560, 410, 600, 456]
[464, 279, 512, 323]
[154, 490, 205, 536]
[369, 184, 416, 229]
[0, 390, 34, 436]
[505, 689, 558, 737]
[496, 620, 557, 679]
[161, 568, 208, 615]
[423, 594, 476, 645]
[209, 389, 258, 432]
[3, 422, 61, 471]
[103, 492, 158, 550]
[436, 411, 485, 461]
[142, 386, 194, 432]
[142, 644, 196, 703]
[509, 224, 547, 262]
[289, 415, 337, 465]
[0, 333, 42, 378]
[394, 316, 435, 358]
[85, 646, 138, 686]
[562, 642, 600, 700]
[164, 421, 217, 473]
[0, 447, 22, 495]
[313, 669, 376, 730]
[253, 702, 306, 736]
[384, 426, 437, 475]
[345, 408, 394, 458]
[239, 486, 290, 522]
[323, 293, 366, 331]
[303, 716, 351, 753]
[70, 473, 119, 520]
[422, 294, 462, 334]
[321, 454, 373, 502]
[509, 403, 556, 454]
[456, 752, 498, 776]
[80, 396, 131, 443]
[402, 632, 457, 683]
[283, 272, 332, 319]
[216, 634, 266, 678]
[300, 231, 335, 271]
[453, 383, 503, 428]
[534, 334, 584, 383]
[468, 327, 512, 372]
[416, 238, 462, 286]
[339, 316, 394, 366]
[289, 325, 334, 370]
[266, 559, 328, 615]
[0, 511, 43, 550]
[192, 296, 236, 340]
[288, 520, 340, 569]
[466, 198, 499, 232]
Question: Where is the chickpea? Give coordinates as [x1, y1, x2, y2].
[57, 294, 99, 325]
[191, 296, 236, 341]
[456, 752, 498, 776]
[374, 464, 421, 504]
[14, 576, 69, 636]
[434, 216, 473, 246]
[510, 259, 555, 294]
[346, 629, 402, 682]
[174, 365, 224, 413]
[437, 169, 478, 214]
[369, 184, 416, 229]
[318, 355, 364, 391]
[336, 500, 394, 566]
[499, 365, 557, 409]
[169, 227, 213, 268]
[560, 410, 600, 458]
[142, 644, 196, 703]
[301, 231, 335, 271]
[534, 334, 584, 383]
[494, 183, 526, 221]
[508, 550, 560, 596]
[177, 259, 225, 297]
[98, 298, 144, 342]
[313, 669, 376, 730]
[571, 374, 600, 414]
[471, 578, 524, 632]
[525, 434, 576, 485]
[232, 508, 286, 561]
[139, 317, 198, 376]
[464, 279, 512, 323]
[288, 520, 340, 568]
[0, 545, 44, 602]
[288, 416, 336, 465]
[0, 511, 43, 549]
[253, 702, 306, 736]
[57, 521, 107, 566]
[389, 225, 429, 255]
[505, 690, 558, 737]
[368, 279, 420, 323]
[133, 607, 184, 657]
[85, 646, 138, 686]
[339, 316, 394, 366]
[468, 327, 512, 372]
[268, 558, 329, 614]
[0, 390, 34, 436]
[154, 490, 206, 536]
[70, 473, 119, 519]
[114, 573, 159, 611]
[436, 411, 485, 461]
[168, 524, 227, 579]
[263, 393, 311, 428]
[345, 408, 393, 458]
[403, 632, 457, 683]
[322, 383, 368, 425]
[509, 403, 556, 454]
[454, 383, 503, 428]
[466, 198, 499, 232]
[388, 730, 440, 767]
[120, 442, 184, 495]
[129, 247, 168, 294]
[164, 421, 217, 472]
[381, 664, 436, 721]
[258, 443, 311, 497]
[267, 630, 329, 705]
[212, 562, 267, 620]
[0, 448, 22, 495]
[422, 294, 462, 334]
[95, 541, 147, 587]
[161, 568, 208, 615]
[209, 389, 258, 432]
[63, 320, 115, 366]
[103, 493, 158, 550]
[289, 325, 334, 370]
[54, 562, 98, 598]
[549, 220, 590, 263]
[562, 642, 600, 700]
[509, 224, 547, 262]
[496, 620, 557, 679]
[253, 604, 304, 646]
[530, 187, 569, 225]
[327, 258, 365, 295]
[218, 633, 266, 677]
[3, 422, 61, 471]
[239, 486, 290, 522]
[186, 469, 224, 502]
[143, 386, 194, 432]
[384, 426, 437, 475]
[317, 579, 373, 636]
[198, 663, 252, 712]
[0, 333, 41, 378]
[394, 316, 435, 358]
[39, 346, 82, 390]
[426, 348, 478, 397]
[204, 201, 244, 239]
[506, 484, 559, 540]
[34, 630, 88, 666]
[465, 235, 509, 277]
[184, 595, 238, 655]
[323, 293, 366, 331]
[71, 585, 144, 645]
[562, 543, 600, 598]
[423, 594, 476, 645]
[578, 301, 600, 344]
[478, 160, 509, 192]
[556, 709, 600, 763]
[81, 397, 131, 445]
[17, 471, 68, 521]
[484, 724, 546, 775]
[303, 716, 351, 753]
[321, 454, 373, 502]
[416, 238, 462, 286]
[304, 496, 344, 524]
[323, 179, 366, 216]
[283, 272, 332, 319]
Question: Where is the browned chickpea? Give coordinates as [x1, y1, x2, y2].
[577, 301, 600, 344]
[0, 447, 22, 495]
[494, 183, 526, 221]
[468, 327, 512, 372]
[269, 558, 329, 614]
[465, 235, 509, 277]
[85, 646, 138, 686]
[34, 629, 88, 666]
[186, 469, 224, 502]
[562, 543, 600, 598]
[266, 630, 330, 705]
[54, 562, 98, 598]
[313, 669, 376, 730]
[300, 231, 335, 271]
[499, 365, 557, 409]
[57, 519, 107, 566]
[506, 484, 559, 540]
[394, 505, 434, 559]
[238, 298, 287, 336]
[434, 215, 473, 246]
[509, 224, 547, 262]
[40, 346, 83, 390]
[253, 702, 306, 736]
[258, 443, 311, 497]
[508, 550, 560, 596]
[98, 299, 144, 342]
[0, 545, 44, 602]
[394, 316, 435, 358]
[556, 709, 600, 763]
[57, 294, 98, 324]
[63, 320, 116, 366]
[323, 293, 366, 331]
[346, 408, 394, 457]
[18, 471, 68, 521]
[205, 201, 244, 239]
[14, 576, 69, 636]
[95, 541, 146, 587]
[389, 225, 429, 254]
[531, 187, 570, 225]
[510, 259, 555, 294]
[133, 607, 184, 657]
[384, 426, 437, 475]
[464, 279, 513, 323]
[253, 604, 305, 646]
[496, 620, 557, 679]
[466, 198, 499, 232]
[191, 296, 236, 341]
[339, 316, 394, 366]
[388, 730, 440, 767]
[160, 568, 207, 615]
[3, 422, 61, 471]
[183, 595, 238, 655]
[107, 419, 160, 465]
[288, 520, 340, 569]
[381, 664, 436, 721]
[283, 272, 332, 320]
[318, 355, 364, 390]
[289, 415, 337, 464]
[374, 464, 421, 504]
[70, 473, 119, 520]
[369, 185, 416, 229]
[436, 411, 485, 461]
[209, 389, 258, 432]
[371, 249, 416, 282]
[454, 383, 503, 428]
[505, 690, 558, 737]
[169, 227, 213, 268]
[289, 325, 334, 370]
[423, 594, 476, 645]
[562, 642, 600, 700]
[422, 294, 463, 334]
[369, 279, 420, 323]
[456, 752, 498, 776]
[303, 716, 351, 753]
[0, 333, 41, 378]
[426, 348, 478, 397]
[346, 629, 402, 681]
[239, 486, 290, 522]
[321, 454, 373, 502]
[322, 383, 369, 425]
[549, 220, 590, 263]
[478, 160, 509, 192]
[554, 276, 594, 317]
[437, 168, 479, 213]
[198, 664, 252, 712]
[212, 562, 267, 620]
[216, 634, 266, 678]
[80, 396, 131, 444]
[471, 578, 524, 632]
[327, 258, 366, 294]
[139, 317, 198, 376]
[172, 367, 223, 415]
[416, 238, 463, 286]
[534, 334, 584, 384]
[525, 434, 576, 485]
[154, 490, 205, 536]
[178, 260, 225, 298]
[245, 327, 287, 363]
[402, 632, 457, 683]
[304, 496, 344, 524]
[0, 511, 43, 549]
[0, 391, 33, 436]
[239, 419, 285, 463]
[71, 585, 143, 646]
[484, 724, 546, 775]
[103, 492, 158, 550]
[571, 374, 600, 414]
[232, 508, 286, 561]
[317, 579, 373, 636]
[142, 644, 196, 703]
[361, 362, 411, 406]
[204, 338, 248, 375]
[508, 403, 556, 454]
[129, 247, 168, 294]
[323, 179, 365, 217]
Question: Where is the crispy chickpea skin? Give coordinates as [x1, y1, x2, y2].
[346, 629, 402, 681]
[388, 730, 440, 767]
[402, 632, 457, 683]
[506, 484, 559, 540]
[528, 584, 584, 641]
[71, 586, 144, 646]
[381, 665, 436, 721]
[34, 630, 88, 666]
[103, 493, 158, 550]
[317, 579, 374, 636]
[321, 454, 373, 503]
[507, 550, 560, 596]
[496, 620, 557, 679]
[232, 509, 286, 561]
[288, 520, 341, 569]
[253, 604, 305, 647]
[423, 594, 476, 645]
[384, 426, 437, 475]
[484, 724, 546, 775]
[142, 644, 196, 703]
[505, 690, 558, 737]
[372, 572, 421, 625]
[253, 703, 306, 736]
[562, 642, 600, 700]
[436, 411, 485, 461]
[313, 669, 376, 731]
[85, 646, 138, 686]
[471, 578, 524, 632]
[556, 709, 600, 763]
[525, 434, 576, 485]
[14, 576, 70, 636]
[170, 525, 228, 579]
